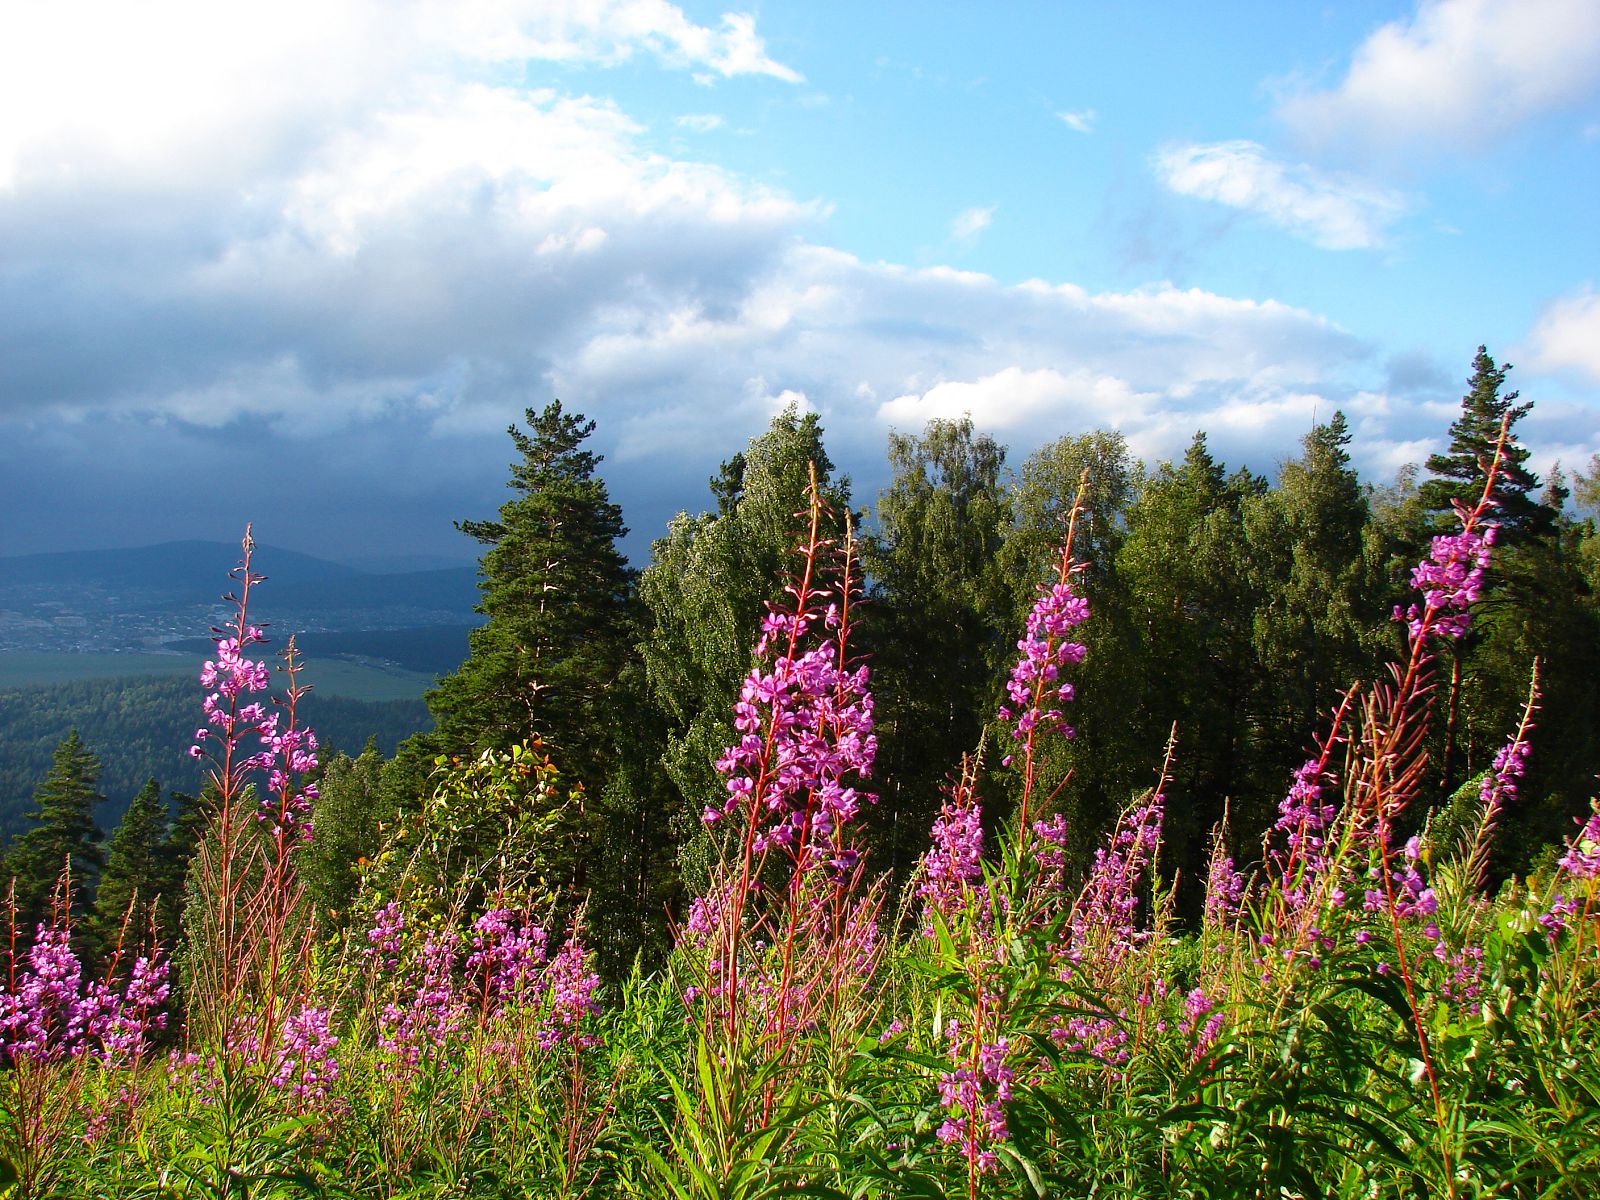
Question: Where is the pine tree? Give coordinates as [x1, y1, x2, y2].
[424, 400, 637, 790]
[1420, 347, 1553, 542]
[91, 777, 169, 951]
[1114, 434, 1267, 899]
[5, 730, 106, 932]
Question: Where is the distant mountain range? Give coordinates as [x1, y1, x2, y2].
[0, 540, 478, 611]
[0, 541, 482, 660]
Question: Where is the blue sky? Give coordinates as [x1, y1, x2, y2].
[1, 0, 1597, 564]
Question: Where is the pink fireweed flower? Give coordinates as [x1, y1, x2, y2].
[190, 533, 320, 845]
[1365, 830, 1437, 921]
[376, 928, 466, 1076]
[998, 579, 1089, 747]
[271, 1004, 339, 1103]
[917, 761, 989, 938]
[1179, 987, 1226, 1057]
[0, 924, 170, 1066]
[1070, 794, 1164, 963]
[1481, 735, 1531, 808]
[467, 908, 548, 1005]
[535, 934, 602, 1050]
[1557, 803, 1600, 881]
[1394, 523, 1495, 641]
[935, 1021, 1015, 1174]
[364, 901, 404, 969]
[1204, 854, 1245, 924]
[707, 525, 876, 863]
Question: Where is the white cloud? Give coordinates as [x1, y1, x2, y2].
[1154, 140, 1409, 249]
[676, 113, 726, 132]
[419, 1, 801, 81]
[1056, 108, 1097, 134]
[8, 0, 1583, 558]
[0, 1, 798, 191]
[1525, 287, 1600, 384]
[949, 204, 996, 240]
[880, 367, 1153, 431]
[1278, 0, 1600, 156]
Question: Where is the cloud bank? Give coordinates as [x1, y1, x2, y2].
[1278, 0, 1600, 156]
[0, 0, 1590, 560]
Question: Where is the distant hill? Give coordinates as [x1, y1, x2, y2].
[0, 541, 480, 659]
[0, 540, 361, 604]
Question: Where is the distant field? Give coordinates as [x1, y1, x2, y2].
[0, 651, 436, 701]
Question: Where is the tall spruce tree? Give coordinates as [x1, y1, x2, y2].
[1418, 349, 1562, 790]
[425, 400, 637, 789]
[5, 730, 106, 932]
[1249, 413, 1379, 739]
[1420, 347, 1553, 543]
[1114, 434, 1268, 900]
[91, 777, 169, 952]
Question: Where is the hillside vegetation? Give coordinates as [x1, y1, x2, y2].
[2, 353, 1599, 1197]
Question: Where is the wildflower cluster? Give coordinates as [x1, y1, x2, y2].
[998, 578, 1089, 749]
[1395, 520, 1495, 640]
[188, 531, 319, 843]
[918, 763, 988, 935]
[365, 902, 601, 1080]
[708, 582, 877, 862]
[0, 922, 169, 1067]
[935, 1020, 1014, 1174]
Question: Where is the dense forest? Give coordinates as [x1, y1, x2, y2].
[0, 674, 430, 837]
[3, 346, 1600, 1197]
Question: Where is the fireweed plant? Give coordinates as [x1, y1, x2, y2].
[649, 468, 889, 1197]
[5, 425, 1600, 1198]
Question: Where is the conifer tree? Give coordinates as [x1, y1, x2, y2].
[5, 730, 106, 932]
[424, 400, 637, 790]
[1115, 434, 1267, 895]
[298, 741, 390, 926]
[1250, 413, 1379, 737]
[91, 777, 169, 952]
[155, 787, 206, 942]
[1420, 347, 1553, 543]
[1418, 349, 1562, 789]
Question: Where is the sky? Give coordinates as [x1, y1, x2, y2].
[2, 0, 1598, 566]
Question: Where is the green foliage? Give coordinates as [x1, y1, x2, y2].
[864, 417, 1012, 878]
[368, 742, 590, 919]
[638, 405, 850, 890]
[91, 777, 170, 955]
[424, 400, 636, 789]
[3, 729, 106, 933]
[297, 742, 391, 930]
[1110, 433, 1269, 895]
